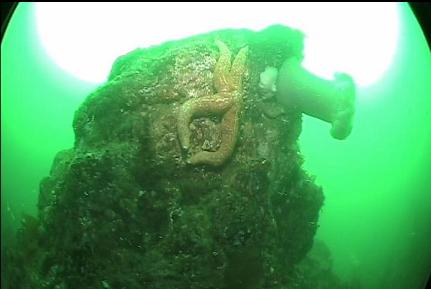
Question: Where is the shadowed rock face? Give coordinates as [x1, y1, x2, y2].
[4, 25, 346, 289]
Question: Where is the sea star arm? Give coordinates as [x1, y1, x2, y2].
[177, 94, 234, 150]
[188, 104, 240, 166]
[214, 40, 233, 93]
[230, 46, 249, 90]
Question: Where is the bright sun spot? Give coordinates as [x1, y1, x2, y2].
[35, 2, 399, 88]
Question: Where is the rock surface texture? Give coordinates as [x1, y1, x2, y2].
[5, 25, 356, 289]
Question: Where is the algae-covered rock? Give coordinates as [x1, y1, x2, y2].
[4, 25, 353, 289]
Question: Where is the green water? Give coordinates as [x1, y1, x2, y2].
[1, 3, 430, 289]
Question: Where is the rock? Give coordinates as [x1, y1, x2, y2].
[4, 25, 349, 289]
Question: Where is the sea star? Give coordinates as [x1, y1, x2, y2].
[177, 40, 248, 166]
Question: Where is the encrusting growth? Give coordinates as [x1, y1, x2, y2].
[177, 40, 248, 166]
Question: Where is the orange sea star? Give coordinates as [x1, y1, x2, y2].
[177, 40, 248, 166]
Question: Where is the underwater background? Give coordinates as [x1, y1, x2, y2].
[1, 3, 430, 289]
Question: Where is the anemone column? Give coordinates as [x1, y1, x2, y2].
[276, 57, 356, 140]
